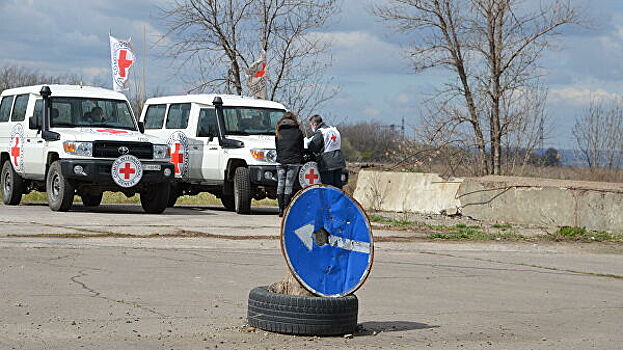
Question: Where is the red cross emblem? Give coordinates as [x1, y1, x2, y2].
[305, 168, 319, 185]
[119, 162, 136, 180]
[10, 137, 20, 167]
[171, 143, 184, 174]
[96, 129, 128, 134]
[330, 134, 337, 142]
[117, 50, 134, 78]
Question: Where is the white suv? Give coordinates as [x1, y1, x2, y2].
[0, 85, 174, 213]
[140, 94, 287, 214]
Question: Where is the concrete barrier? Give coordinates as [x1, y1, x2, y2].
[352, 170, 463, 214]
[458, 176, 623, 231]
[354, 171, 623, 232]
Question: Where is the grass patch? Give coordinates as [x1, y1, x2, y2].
[18, 191, 276, 207]
[428, 223, 525, 241]
[546, 226, 623, 243]
[369, 215, 413, 226]
[492, 223, 513, 230]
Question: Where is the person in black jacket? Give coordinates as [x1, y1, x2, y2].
[307, 115, 346, 189]
[275, 112, 304, 216]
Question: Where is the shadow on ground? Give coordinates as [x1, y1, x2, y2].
[356, 321, 438, 336]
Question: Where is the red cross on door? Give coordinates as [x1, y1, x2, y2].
[119, 162, 136, 180]
[10, 137, 20, 167]
[305, 168, 319, 185]
[117, 50, 134, 78]
[171, 143, 184, 174]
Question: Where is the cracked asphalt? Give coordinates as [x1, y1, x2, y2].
[1, 204, 622, 349]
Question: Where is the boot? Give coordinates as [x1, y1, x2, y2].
[283, 194, 292, 214]
[277, 193, 285, 217]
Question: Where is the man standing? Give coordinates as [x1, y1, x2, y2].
[307, 115, 346, 189]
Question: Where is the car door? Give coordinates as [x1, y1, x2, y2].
[191, 106, 222, 182]
[22, 97, 46, 179]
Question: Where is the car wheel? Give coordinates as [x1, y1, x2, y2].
[221, 194, 235, 211]
[46, 161, 74, 212]
[234, 167, 251, 214]
[1, 160, 24, 205]
[140, 183, 170, 214]
[81, 192, 103, 207]
[167, 184, 180, 208]
[247, 286, 358, 336]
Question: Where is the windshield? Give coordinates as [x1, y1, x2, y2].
[222, 107, 285, 135]
[50, 97, 137, 130]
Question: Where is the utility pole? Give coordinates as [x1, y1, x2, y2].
[142, 24, 147, 104]
[401, 116, 405, 139]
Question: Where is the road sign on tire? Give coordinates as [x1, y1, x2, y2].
[281, 185, 374, 297]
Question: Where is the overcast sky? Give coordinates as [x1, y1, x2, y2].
[0, 0, 621, 148]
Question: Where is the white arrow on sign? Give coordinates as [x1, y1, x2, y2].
[294, 223, 371, 254]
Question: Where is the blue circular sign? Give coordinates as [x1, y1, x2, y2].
[281, 185, 374, 297]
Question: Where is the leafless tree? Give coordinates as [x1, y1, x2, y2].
[0, 64, 84, 91]
[160, 0, 339, 118]
[374, 0, 581, 175]
[573, 98, 623, 170]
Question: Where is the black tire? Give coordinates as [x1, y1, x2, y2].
[234, 167, 251, 214]
[140, 183, 170, 214]
[46, 161, 74, 212]
[81, 192, 103, 207]
[167, 184, 180, 208]
[247, 286, 358, 336]
[221, 194, 235, 211]
[1, 160, 24, 205]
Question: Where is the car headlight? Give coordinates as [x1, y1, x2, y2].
[153, 144, 170, 160]
[251, 149, 277, 163]
[63, 141, 93, 157]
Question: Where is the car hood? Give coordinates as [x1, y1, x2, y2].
[226, 135, 276, 149]
[55, 128, 166, 144]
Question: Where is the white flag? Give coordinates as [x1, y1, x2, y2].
[109, 35, 135, 93]
[246, 50, 267, 99]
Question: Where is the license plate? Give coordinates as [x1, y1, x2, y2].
[143, 164, 161, 171]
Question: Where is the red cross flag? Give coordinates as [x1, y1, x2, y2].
[246, 50, 267, 99]
[109, 35, 135, 93]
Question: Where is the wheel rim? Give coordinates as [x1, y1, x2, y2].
[51, 174, 61, 200]
[3, 168, 11, 197]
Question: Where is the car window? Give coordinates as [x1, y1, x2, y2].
[0, 96, 14, 122]
[11, 94, 29, 122]
[165, 103, 191, 129]
[144, 104, 166, 129]
[197, 108, 219, 137]
[31, 99, 42, 129]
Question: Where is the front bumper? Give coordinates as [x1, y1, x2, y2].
[249, 165, 279, 186]
[59, 159, 174, 186]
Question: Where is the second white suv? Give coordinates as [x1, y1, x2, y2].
[140, 94, 287, 214]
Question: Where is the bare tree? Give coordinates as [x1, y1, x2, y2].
[160, 0, 338, 117]
[0, 64, 84, 91]
[573, 98, 623, 170]
[374, 0, 581, 175]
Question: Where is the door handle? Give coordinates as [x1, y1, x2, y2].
[192, 146, 199, 150]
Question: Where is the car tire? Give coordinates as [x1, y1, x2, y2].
[81, 192, 103, 207]
[46, 161, 74, 212]
[234, 167, 251, 214]
[221, 194, 235, 211]
[140, 183, 170, 214]
[1, 160, 24, 205]
[247, 286, 358, 336]
[167, 184, 180, 208]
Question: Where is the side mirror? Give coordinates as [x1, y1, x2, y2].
[220, 137, 244, 149]
[138, 121, 145, 133]
[29, 116, 40, 130]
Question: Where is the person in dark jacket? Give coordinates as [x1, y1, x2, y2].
[307, 114, 346, 189]
[275, 112, 304, 216]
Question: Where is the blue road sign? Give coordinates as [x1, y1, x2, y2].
[281, 185, 374, 297]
